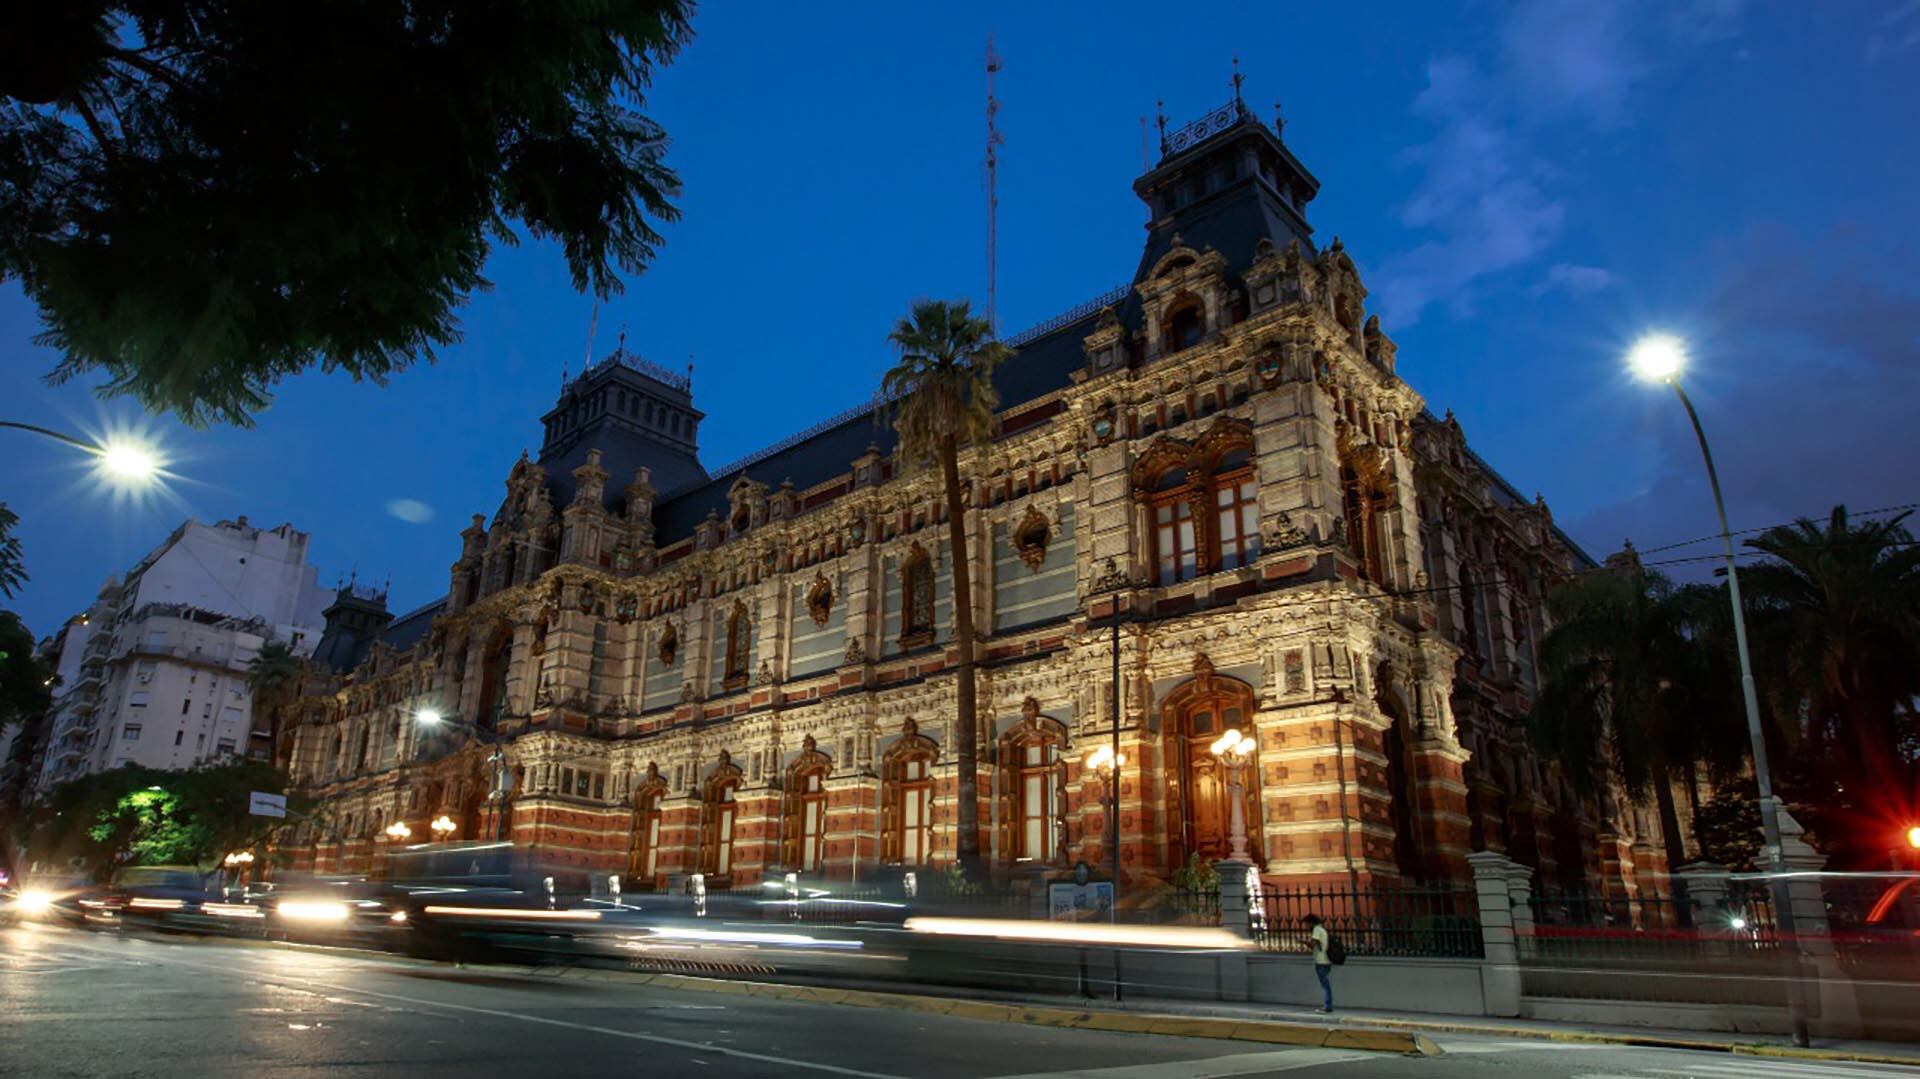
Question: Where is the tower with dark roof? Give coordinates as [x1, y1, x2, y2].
[538, 345, 708, 509]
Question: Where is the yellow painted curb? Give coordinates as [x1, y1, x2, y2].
[948, 1001, 1019, 1023]
[1324, 1028, 1428, 1054]
[1145, 1017, 1240, 1039]
[1229, 1022, 1331, 1047]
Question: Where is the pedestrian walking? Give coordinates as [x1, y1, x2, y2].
[1306, 913, 1333, 1012]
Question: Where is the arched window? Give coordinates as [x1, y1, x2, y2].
[783, 745, 832, 873]
[476, 628, 512, 729]
[723, 603, 750, 691]
[628, 769, 666, 885]
[998, 715, 1064, 864]
[1164, 298, 1205, 352]
[883, 732, 937, 866]
[701, 760, 743, 878]
[1379, 684, 1424, 880]
[900, 546, 935, 647]
[1149, 468, 1198, 585]
[1212, 448, 1260, 571]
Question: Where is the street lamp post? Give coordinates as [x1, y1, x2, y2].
[416, 708, 511, 842]
[1092, 558, 1129, 913]
[1082, 744, 1125, 921]
[430, 815, 457, 842]
[1209, 729, 1258, 863]
[1628, 333, 1810, 1047]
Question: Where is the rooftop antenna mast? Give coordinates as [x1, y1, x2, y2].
[985, 35, 1005, 338]
[572, 301, 598, 386]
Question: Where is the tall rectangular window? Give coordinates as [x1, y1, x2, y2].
[1154, 500, 1197, 585]
[1216, 477, 1260, 570]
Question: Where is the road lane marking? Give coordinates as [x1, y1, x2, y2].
[987, 1049, 1370, 1079]
[1652, 1063, 1920, 1078]
[40, 933, 903, 1079]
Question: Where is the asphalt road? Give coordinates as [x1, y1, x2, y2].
[2, 924, 1914, 1079]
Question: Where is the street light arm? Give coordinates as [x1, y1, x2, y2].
[0, 420, 100, 454]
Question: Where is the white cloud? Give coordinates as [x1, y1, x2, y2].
[1866, 0, 1920, 63]
[1375, 3, 1748, 327]
[1533, 263, 1615, 295]
[385, 498, 434, 524]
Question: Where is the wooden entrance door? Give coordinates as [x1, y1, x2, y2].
[1162, 666, 1258, 869]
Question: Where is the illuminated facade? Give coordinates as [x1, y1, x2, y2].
[280, 100, 1668, 898]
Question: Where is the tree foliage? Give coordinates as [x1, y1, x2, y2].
[0, 609, 52, 734]
[1692, 792, 1763, 871]
[1529, 564, 1741, 873]
[21, 760, 299, 878]
[1, 1, 693, 426]
[881, 299, 1011, 879]
[246, 640, 305, 765]
[0, 503, 24, 598]
[1740, 505, 1920, 865]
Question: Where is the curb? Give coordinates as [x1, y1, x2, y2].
[1295, 1015, 1920, 1069]
[577, 967, 1442, 1056]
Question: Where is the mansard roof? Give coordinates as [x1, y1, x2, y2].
[380, 598, 445, 653]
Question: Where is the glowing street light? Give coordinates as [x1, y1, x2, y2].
[415, 708, 445, 726]
[384, 821, 412, 841]
[1627, 330, 1807, 1046]
[430, 815, 457, 840]
[1626, 333, 1687, 383]
[0, 421, 163, 490]
[1208, 729, 1258, 864]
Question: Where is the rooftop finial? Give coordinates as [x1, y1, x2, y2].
[1273, 99, 1286, 135]
[1231, 56, 1245, 112]
[1155, 99, 1168, 154]
[616, 322, 628, 356]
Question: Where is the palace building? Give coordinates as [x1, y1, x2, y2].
[279, 99, 1669, 900]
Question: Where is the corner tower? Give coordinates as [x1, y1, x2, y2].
[1133, 98, 1321, 283]
[538, 344, 708, 508]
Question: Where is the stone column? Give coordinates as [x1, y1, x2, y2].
[1215, 859, 1254, 938]
[1506, 860, 1536, 949]
[1212, 859, 1254, 1001]
[1777, 805, 1862, 1038]
[1468, 850, 1522, 1017]
[1674, 861, 1731, 924]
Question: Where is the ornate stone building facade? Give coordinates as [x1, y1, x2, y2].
[279, 101, 1667, 899]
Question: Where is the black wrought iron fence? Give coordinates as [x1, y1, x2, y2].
[1524, 883, 1778, 962]
[1250, 882, 1484, 959]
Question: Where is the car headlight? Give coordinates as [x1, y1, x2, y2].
[16, 890, 56, 917]
[276, 900, 352, 923]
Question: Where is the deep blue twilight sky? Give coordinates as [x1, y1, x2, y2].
[5, 1, 1919, 638]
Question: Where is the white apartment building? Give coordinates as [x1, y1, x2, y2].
[34, 517, 329, 791]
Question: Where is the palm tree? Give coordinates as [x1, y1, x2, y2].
[246, 641, 306, 768]
[1529, 562, 1730, 878]
[881, 299, 1011, 880]
[1740, 506, 1920, 864]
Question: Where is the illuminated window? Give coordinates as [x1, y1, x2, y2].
[1149, 468, 1198, 585]
[723, 603, 750, 691]
[884, 740, 937, 866]
[900, 547, 934, 647]
[702, 768, 741, 877]
[786, 762, 830, 873]
[1213, 448, 1261, 571]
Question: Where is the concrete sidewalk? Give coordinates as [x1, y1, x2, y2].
[807, 978, 1920, 1068]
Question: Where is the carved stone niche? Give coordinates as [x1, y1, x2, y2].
[806, 572, 834, 627]
[1012, 506, 1051, 571]
[657, 623, 678, 668]
[1081, 305, 1127, 379]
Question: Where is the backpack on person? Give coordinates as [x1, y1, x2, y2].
[1325, 934, 1347, 966]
